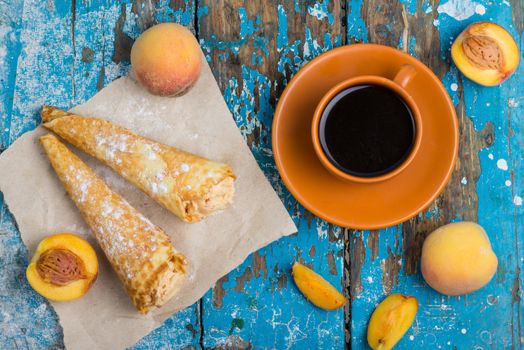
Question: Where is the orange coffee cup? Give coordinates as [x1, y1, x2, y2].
[311, 65, 423, 184]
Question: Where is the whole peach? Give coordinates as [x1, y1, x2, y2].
[131, 23, 202, 96]
[421, 222, 498, 296]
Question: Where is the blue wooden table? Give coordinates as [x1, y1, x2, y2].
[0, 0, 522, 349]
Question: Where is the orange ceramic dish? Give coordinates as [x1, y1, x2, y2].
[272, 44, 458, 229]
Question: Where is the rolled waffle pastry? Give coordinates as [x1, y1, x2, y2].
[41, 106, 236, 223]
[40, 134, 187, 313]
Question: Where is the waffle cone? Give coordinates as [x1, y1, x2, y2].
[42, 106, 235, 223]
[40, 134, 187, 313]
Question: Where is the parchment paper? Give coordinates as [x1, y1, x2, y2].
[0, 61, 297, 349]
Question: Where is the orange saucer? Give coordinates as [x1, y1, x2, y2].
[272, 44, 458, 229]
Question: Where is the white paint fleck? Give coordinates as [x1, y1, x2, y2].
[3, 128, 8, 132]
[514, 196, 523, 206]
[486, 102, 491, 107]
[461, 176, 468, 185]
[437, 0, 481, 21]
[480, 330, 492, 344]
[409, 335, 415, 341]
[451, 83, 458, 91]
[307, 2, 329, 21]
[497, 159, 508, 171]
[425, 5, 433, 13]
[488, 153, 494, 160]
[366, 276, 373, 283]
[34, 303, 47, 317]
[461, 328, 467, 334]
[505, 180, 512, 187]
[315, 220, 329, 239]
[433, 19, 440, 26]
[508, 98, 519, 108]
[180, 163, 190, 172]
[475, 4, 486, 15]
[303, 40, 311, 58]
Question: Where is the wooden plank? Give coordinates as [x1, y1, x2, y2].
[0, 1, 74, 348]
[70, 1, 201, 348]
[197, 1, 347, 348]
[0, 0, 200, 349]
[1, 1, 522, 349]
[0, 1, 22, 153]
[348, 0, 524, 349]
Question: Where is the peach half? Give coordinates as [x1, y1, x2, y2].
[421, 222, 498, 296]
[131, 23, 202, 96]
[26, 233, 98, 301]
[452, 22, 519, 86]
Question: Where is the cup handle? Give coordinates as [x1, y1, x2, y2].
[393, 64, 417, 88]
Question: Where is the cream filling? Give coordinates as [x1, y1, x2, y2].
[190, 176, 235, 218]
[151, 254, 187, 309]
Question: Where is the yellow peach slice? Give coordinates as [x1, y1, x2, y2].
[26, 233, 98, 301]
[452, 22, 519, 86]
[291, 262, 346, 310]
[367, 294, 418, 350]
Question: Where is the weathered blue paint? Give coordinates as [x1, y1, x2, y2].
[0, 1, 23, 152]
[0, 1, 199, 349]
[0, 0, 522, 349]
[1, 1, 75, 348]
[0, 194, 64, 349]
[346, 0, 369, 43]
[197, 2, 347, 348]
[349, 0, 523, 349]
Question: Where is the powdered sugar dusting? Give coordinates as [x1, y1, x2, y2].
[158, 183, 168, 193]
[62, 156, 172, 283]
[180, 163, 190, 172]
[101, 200, 114, 216]
[96, 133, 130, 161]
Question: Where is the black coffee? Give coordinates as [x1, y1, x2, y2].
[319, 84, 415, 177]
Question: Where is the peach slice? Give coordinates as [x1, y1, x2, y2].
[452, 22, 519, 86]
[291, 262, 346, 310]
[26, 233, 98, 301]
[367, 294, 418, 350]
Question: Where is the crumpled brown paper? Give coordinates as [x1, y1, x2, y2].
[0, 61, 297, 349]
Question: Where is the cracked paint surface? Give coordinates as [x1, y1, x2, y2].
[0, 0, 522, 349]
